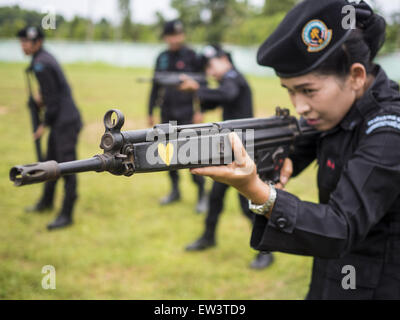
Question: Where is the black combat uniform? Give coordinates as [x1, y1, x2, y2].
[186, 62, 274, 269]
[149, 45, 205, 208]
[149, 46, 201, 124]
[252, 0, 400, 298]
[251, 66, 400, 299]
[30, 47, 82, 230]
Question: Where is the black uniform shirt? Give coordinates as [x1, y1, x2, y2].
[148, 46, 202, 123]
[30, 48, 81, 128]
[197, 69, 253, 120]
[251, 66, 400, 299]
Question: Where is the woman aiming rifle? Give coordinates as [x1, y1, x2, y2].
[190, 0, 400, 299]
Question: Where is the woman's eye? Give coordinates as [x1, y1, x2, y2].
[302, 89, 316, 95]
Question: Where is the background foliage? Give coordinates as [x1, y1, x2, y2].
[0, 0, 399, 51]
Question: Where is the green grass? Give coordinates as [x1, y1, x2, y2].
[0, 62, 318, 300]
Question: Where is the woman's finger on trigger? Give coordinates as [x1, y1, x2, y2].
[280, 158, 293, 184]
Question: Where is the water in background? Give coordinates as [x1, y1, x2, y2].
[0, 39, 399, 79]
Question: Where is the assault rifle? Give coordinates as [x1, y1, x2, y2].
[10, 107, 317, 187]
[136, 71, 206, 87]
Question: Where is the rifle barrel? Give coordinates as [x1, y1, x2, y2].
[10, 157, 104, 186]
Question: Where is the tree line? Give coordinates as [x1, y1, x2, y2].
[0, 0, 398, 52]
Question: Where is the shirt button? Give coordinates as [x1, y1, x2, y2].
[276, 217, 287, 229]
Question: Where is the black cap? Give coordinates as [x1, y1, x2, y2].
[257, 0, 364, 78]
[16, 26, 45, 41]
[161, 19, 184, 37]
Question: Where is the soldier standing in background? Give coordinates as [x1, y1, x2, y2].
[17, 26, 83, 230]
[148, 19, 208, 213]
[179, 45, 274, 269]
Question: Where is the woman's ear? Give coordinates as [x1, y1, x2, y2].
[349, 63, 367, 92]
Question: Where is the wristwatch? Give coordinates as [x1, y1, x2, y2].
[248, 182, 277, 216]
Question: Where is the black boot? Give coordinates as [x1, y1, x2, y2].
[249, 252, 274, 270]
[47, 201, 74, 231]
[195, 192, 209, 214]
[160, 188, 181, 205]
[185, 227, 216, 251]
[47, 213, 73, 231]
[185, 235, 216, 251]
[25, 201, 53, 213]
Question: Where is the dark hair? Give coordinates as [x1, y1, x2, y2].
[313, 11, 386, 77]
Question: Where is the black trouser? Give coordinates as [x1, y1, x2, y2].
[39, 122, 81, 215]
[204, 181, 254, 239]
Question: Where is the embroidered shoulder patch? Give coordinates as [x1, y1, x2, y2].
[33, 62, 44, 72]
[366, 115, 400, 134]
[158, 53, 169, 71]
[225, 70, 237, 79]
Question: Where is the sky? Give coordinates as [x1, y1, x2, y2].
[0, 0, 399, 24]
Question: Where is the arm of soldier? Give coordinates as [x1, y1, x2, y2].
[148, 55, 164, 126]
[250, 128, 400, 259]
[192, 129, 400, 259]
[148, 83, 158, 127]
[196, 78, 240, 104]
[179, 75, 240, 103]
[148, 78, 160, 120]
[179, 76, 219, 112]
[33, 62, 60, 127]
[33, 92, 44, 108]
[288, 119, 319, 177]
[33, 123, 45, 140]
[274, 120, 319, 189]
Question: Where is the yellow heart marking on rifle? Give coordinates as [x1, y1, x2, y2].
[158, 142, 174, 166]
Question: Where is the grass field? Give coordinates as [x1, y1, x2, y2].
[0, 61, 319, 299]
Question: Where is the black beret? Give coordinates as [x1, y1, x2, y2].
[161, 19, 184, 37]
[16, 26, 45, 41]
[257, 0, 356, 78]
